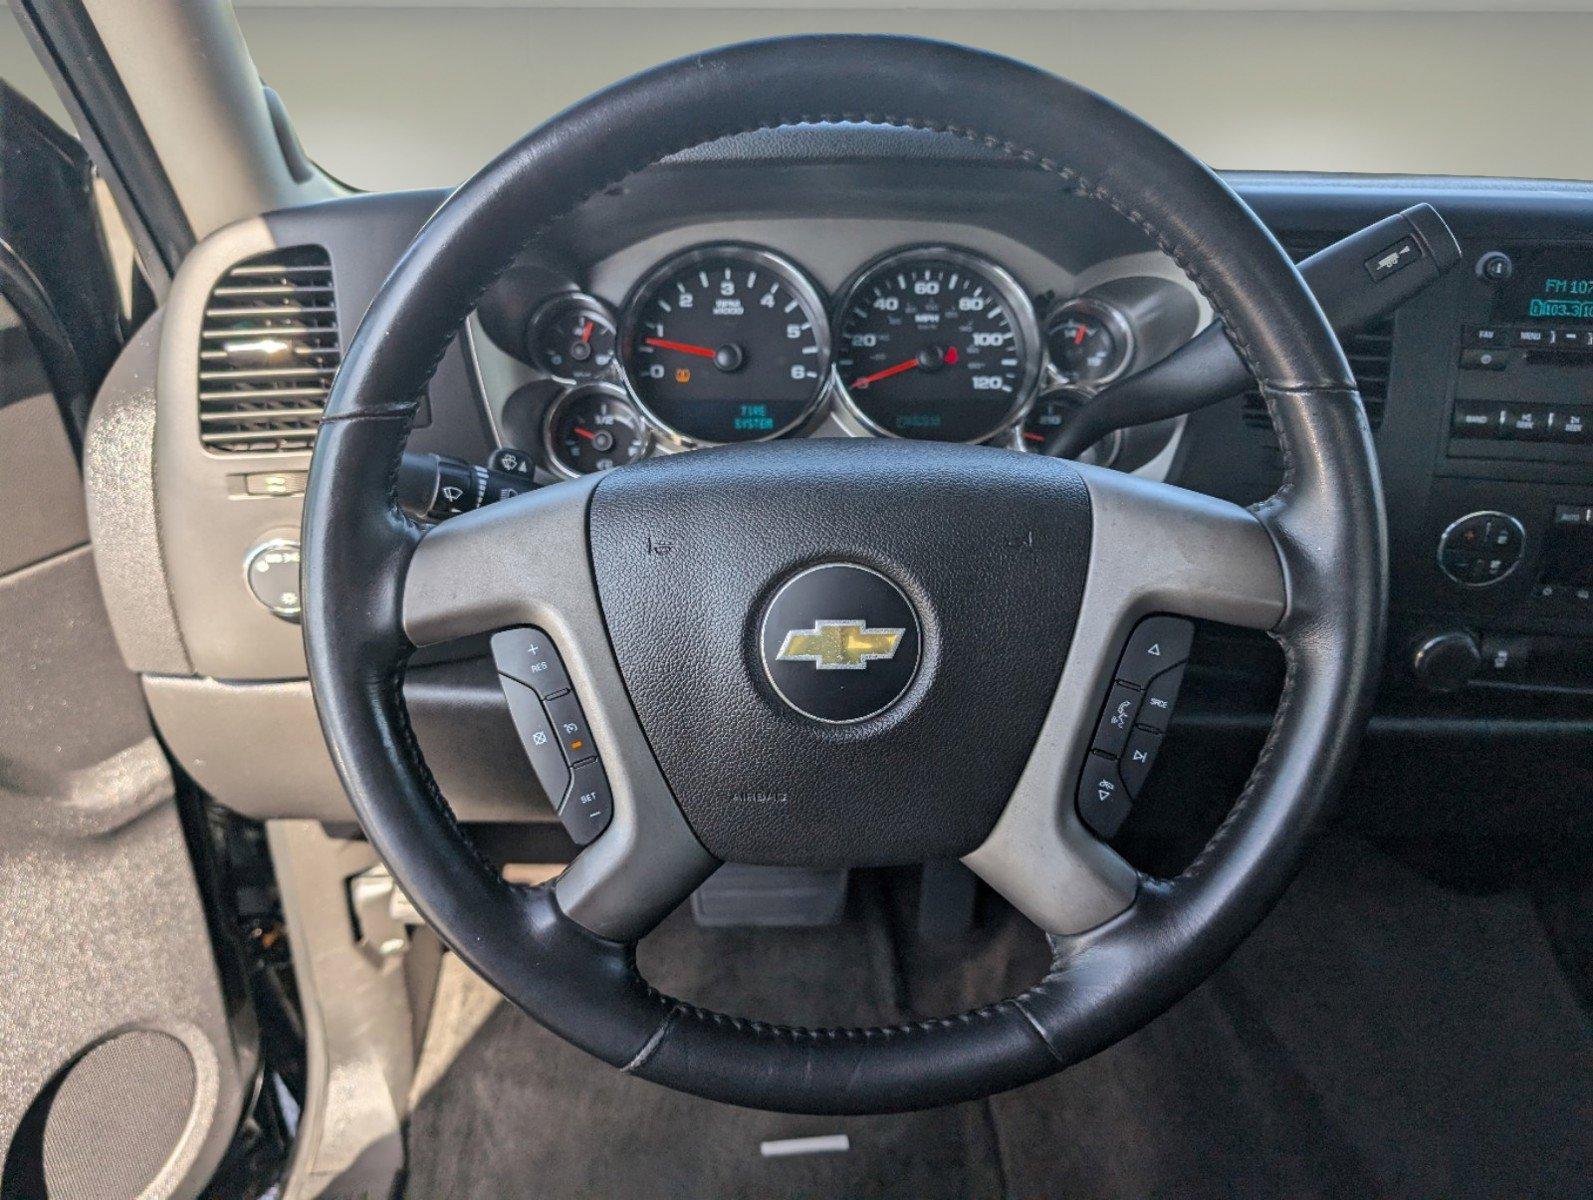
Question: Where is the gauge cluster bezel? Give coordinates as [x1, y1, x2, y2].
[494, 238, 1176, 475]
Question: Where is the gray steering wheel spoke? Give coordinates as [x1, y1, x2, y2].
[965, 465, 1288, 935]
[402, 476, 717, 942]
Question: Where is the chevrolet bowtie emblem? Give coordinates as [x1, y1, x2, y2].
[776, 619, 906, 671]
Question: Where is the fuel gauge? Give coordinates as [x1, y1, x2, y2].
[543, 384, 649, 477]
[526, 294, 618, 383]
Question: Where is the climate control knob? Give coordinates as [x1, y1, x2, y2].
[1437, 510, 1525, 587]
[1409, 629, 1480, 693]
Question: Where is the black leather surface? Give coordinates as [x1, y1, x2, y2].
[589, 438, 1091, 865]
[300, 34, 1384, 1113]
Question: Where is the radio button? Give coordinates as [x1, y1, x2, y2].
[1465, 324, 1509, 347]
[1077, 753, 1131, 839]
[1092, 682, 1143, 758]
[1515, 327, 1555, 348]
[1554, 410, 1588, 442]
[1500, 406, 1544, 438]
[1453, 402, 1500, 437]
[1459, 348, 1509, 371]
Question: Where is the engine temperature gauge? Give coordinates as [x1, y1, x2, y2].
[543, 384, 649, 477]
[526, 294, 618, 384]
[1045, 297, 1134, 388]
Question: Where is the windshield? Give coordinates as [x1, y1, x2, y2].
[237, 3, 1590, 191]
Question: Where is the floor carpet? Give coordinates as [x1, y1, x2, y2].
[404, 836, 1593, 1199]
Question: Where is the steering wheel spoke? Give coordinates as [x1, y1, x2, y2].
[965, 464, 1287, 935]
[403, 476, 717, 941]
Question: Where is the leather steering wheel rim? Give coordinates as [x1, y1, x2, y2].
[301, 34, 1386, 1114]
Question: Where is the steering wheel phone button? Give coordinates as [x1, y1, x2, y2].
[491, 627, 572, 698]
[498, 677, 573, 812]
[1077, 752, 1131, 839]
[1118, 727, 1164, 798]
[1116, 616, 1194, 687]
[544, 692, 597, 764]
[1092, 681, 1142, 757]
[562, 760, 613, 845]
[1138, 662, 1187, 733]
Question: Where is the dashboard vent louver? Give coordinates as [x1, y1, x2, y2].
[197, 246, 339, 453]
[1241, 232, 1393, 432]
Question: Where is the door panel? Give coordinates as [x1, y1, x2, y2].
[0, 82, 247, 1200]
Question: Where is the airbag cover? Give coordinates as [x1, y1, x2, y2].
[588, 438, 1091, 866]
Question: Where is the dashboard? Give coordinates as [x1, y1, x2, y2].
[86, 125, 1593, 835]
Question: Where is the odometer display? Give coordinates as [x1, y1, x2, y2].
[834, 248, 1040, 441]
[620, 246, 829, 444]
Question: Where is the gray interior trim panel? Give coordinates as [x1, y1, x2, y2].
[403, 475, 717, 940]
[83, 310, 191, 674]
[964, 463, 1287, 934]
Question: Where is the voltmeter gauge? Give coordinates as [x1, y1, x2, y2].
[543, 384, 649, 477]
[526, 294, 618, 384]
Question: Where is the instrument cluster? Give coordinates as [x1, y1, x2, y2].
[514, 241, 1147, 477]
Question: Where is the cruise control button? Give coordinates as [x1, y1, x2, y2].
[544, 691, 597, 764]
[1119, 726, 1164, 798]
[1137, 662, 1187, 733]
[491, 627, 572, 698]
[562, 759, 613, 845]
[1116, 616, 1194, 687]
[1092, 682, 1142, 757]
[499, 677, 572, 811]
[1077, 752, 1131, 839]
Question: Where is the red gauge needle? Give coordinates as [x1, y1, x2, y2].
[579, 320, 595, 345]
[1073, 324, 1088, 345]
[571, 425, 597, 442]
[644, 336, 716, 359]
[851, 345, 957, 390]
[850, 358, 919, 390]
[1023, 430, 1046, 444]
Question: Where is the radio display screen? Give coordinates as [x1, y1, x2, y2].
[1497, 247, 1593, 322]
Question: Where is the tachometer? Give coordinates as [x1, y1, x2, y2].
[833, 248, 1040, 441]
[620, 245, 830, 445]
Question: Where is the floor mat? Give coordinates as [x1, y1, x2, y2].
[404, 881, 1005, 1199]
[404, 837, 1593, 1199]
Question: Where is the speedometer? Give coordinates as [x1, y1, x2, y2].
[833, 248, 1041, 442]
[620, 245, 830, 445]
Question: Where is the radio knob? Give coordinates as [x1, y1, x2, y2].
[1409, 629, 1481, 693]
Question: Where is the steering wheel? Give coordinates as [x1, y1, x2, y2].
[301, 35, 1385, 1114]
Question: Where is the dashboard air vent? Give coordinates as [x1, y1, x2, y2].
[197, 246, 339, 453]
[1241, 231, 1393, 431]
